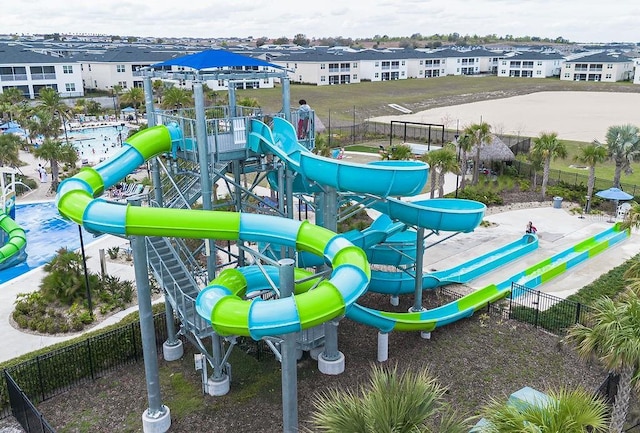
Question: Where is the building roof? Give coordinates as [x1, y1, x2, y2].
[506, 52, 565, 61]
[68, 46, 180, 63]
[0, 44, 71, 64]
[565, 52, 633, 63]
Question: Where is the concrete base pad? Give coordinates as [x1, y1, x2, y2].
[318, 352, 345, 375]
[207, 375, 230, 396]
[163, 340, 183, 362]
[142, 405, 171, 433]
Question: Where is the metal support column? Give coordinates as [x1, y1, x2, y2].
[194, 81, 216, 280]
[411, 227, 426, 313]
[131, 229, 171, 431]
[282, 77, 291, 122]
[279, 258, 298, 432]
[143, 75, 163, 207]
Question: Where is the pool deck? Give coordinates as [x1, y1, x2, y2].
[2, 152, 640, 363]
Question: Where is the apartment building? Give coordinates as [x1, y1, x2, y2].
[497, 52, 564, 78]
[560, 52, 634, 82]
[0, 44, 84, 99]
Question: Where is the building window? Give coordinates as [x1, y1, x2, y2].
[298, 75, 302, 81]
[537, 61, 543, 66]
[419, 60, 423, 65]
[401, 71, 405, 77]
[65, 83, 76, 92]
[607, 63, 613, 69]
[500, 70, 506, 75]
[536, 70, 542, 75]
[566, 64, 571, 69]
[564, 73, 570, 78]
[353, 74, 357, 80]
[320, 76, 326, 82]
[374, 61, 379, 67]
[374, 72, 379, 78]
[63, 65, 73, 74]
[353, 63, 357, 68]
[116, 64, 126, 73]
[320, 63, 325, 69]
[401, 60, 405, 66]
[606, 74, 612, 79]
[118, 81, 128, 88]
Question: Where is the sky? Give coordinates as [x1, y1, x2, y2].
[6, 0, 639, 43]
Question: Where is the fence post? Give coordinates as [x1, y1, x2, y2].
[131, 322, 138, 362]
[575, 303, 582, 325]
[86, 339, 95, 380]
[36, 356, 45, 403]
[534, 290, 541, 328]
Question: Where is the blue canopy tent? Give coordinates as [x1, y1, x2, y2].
[150, 49, 283, 71]
[596, 187, 634, 222]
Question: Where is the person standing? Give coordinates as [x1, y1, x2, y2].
[297, 99, 311, 139]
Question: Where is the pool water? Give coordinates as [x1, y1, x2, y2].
[0, 202, 103, 284]
[68, 125, 130, 165]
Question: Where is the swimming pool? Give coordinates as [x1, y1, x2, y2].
[68, 125, 130, 165]
[0, 202, 103, 284]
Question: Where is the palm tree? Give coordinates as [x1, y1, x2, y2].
[457, 134, 473, 189]
[565, 287, 640, 433]
[0, 134, 23, 167]
[421, 145, 459, 198]
[388, 143, 413, 160]
[574, 141, 608, 213]
[37, 88, 70, 119]
[602, 124, 640, 188]
[307, 363, 471, 433]
[111, 84, 123, 118]
[479, 387, 608, 432]
[161, 86, 193, 110]
[25, 107, 60, 141]
[463, 122, 492, 185]
[531, 132, 567, 199]
[120, 87, 145, 123]
[0, 87, 25, 122]
[33, 138, 78, 190]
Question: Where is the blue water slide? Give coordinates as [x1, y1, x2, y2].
[249, 118, 430, 197]
[249, 118, 486, 233]
[368, 233, 539, 296]
[346, 225, 629, 333]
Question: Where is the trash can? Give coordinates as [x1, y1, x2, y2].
[553, 196, 563, 209]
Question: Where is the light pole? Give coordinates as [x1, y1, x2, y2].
[115, 122, 125, 147]
[454, 134, 460, 198]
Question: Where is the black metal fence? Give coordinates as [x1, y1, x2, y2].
[326, 120, 640, 196]
[1, 312, 170, 426]
[4, 371, 55, 433]
[440, 283, 595, 335]
[508, 160, 640, 197]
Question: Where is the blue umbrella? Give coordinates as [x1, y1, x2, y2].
[595, 187, 633, 201]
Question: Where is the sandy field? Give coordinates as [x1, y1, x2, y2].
[370, 91, 640, 143]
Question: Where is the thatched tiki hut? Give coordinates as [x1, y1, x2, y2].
[468, 135, 515, 176]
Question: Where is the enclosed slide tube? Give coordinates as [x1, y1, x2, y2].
[0, 212, 27, 270]
[347, 224, 629, 333]
[56, 124, 371, 339]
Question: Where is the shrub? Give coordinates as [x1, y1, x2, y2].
[107, 246, 120, 259]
